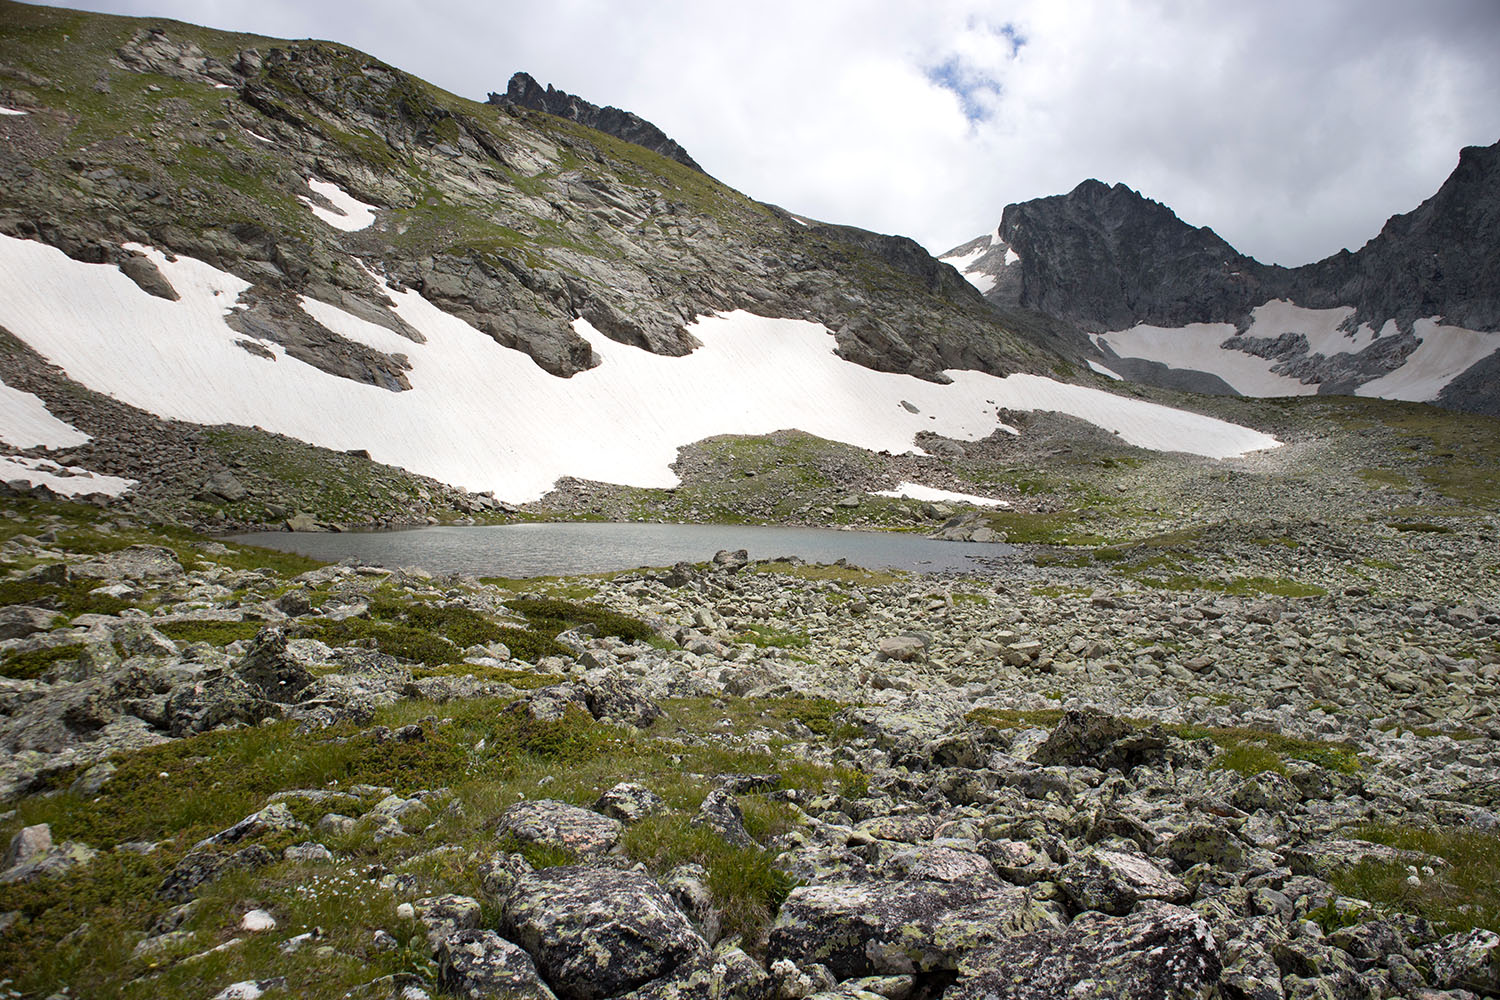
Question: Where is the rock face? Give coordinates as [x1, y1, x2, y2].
[489, 72, 704, 174]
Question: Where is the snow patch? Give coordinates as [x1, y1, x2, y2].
[1098, 321, 1317, 397]
[0, 455, 134, 497]
[300, 177, 377, 232]
[1087, 360, 1123, 381]
[962, 270, 997, 294]
[0, 106, 28, 116]
[874, 482, 1010, 508]
[939, 244, 988, 271]
[0, 233, 1280, 503]
[1356, 319, 1500, 401]
[1244, 300, 1358, 357]
[0, 378, 91, 448]
[1004, 247, 1020, 266]
[246, 130, 272, 143]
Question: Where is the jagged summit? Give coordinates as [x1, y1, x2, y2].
[488, 71, 704, 173]
[943, 142, 1500, 413]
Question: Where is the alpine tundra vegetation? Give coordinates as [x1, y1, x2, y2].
[0, 3, 1498, 999]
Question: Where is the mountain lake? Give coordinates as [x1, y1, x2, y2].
[227, 521, 1015, 578]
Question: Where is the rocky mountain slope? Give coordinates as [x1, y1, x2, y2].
[942, 143, 1500, 414]
[0, 1, 1281, 510]
[488, 71, 705, 174]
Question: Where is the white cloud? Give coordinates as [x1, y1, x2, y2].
[40, 0, 1500, 265]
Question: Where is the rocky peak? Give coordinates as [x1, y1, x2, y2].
[1294, 139, 1500, 333]
[997, 179, 1273, 330]
[488, 71, 704, 173]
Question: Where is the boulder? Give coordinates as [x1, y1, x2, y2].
[164, 671, 275, 736]
[1058, 847, 1190, 915]
[502, 865, 708, 1000]
[73, 544, 184, 581]
[195, 802, 307, 849]
[199, 471, 249, 503]
[1029, 709, 1134, 767]
[156, 845, 274, 902]
[595, 782, 665, 823]
[692, 788, 755, 848]
[412, 893, 482, 952]
[1427, 928, 1500, 994]
[766, 879, 1052, 978]
[0, 605, 62, 640]
[439, 929, 558, 1000]
[234, 628, 315, 702]
[877, 636, 927, 663]
[494, 799, 622, 856]
[947, 901, 1220, 1000]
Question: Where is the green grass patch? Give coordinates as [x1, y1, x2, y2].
[505, 596, 660, 645]
[0, 576, 136, 619]
[0, 642, 86, 680]
[1166, 724, 1362, 775]
[1389, 521, 1454, 534]
[754, 560, 903, 588]
[734, 624, 810, 650]
[1328, 824, 1500, 935]
[155, 620, 265, 646]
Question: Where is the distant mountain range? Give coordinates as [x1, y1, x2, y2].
[942, 141, 1500, 414]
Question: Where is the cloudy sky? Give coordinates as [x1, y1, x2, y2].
[47, 0, 1500, 265]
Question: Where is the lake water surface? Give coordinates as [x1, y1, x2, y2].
[227, 522, 1014, 578]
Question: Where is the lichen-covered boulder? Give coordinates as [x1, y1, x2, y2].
[613, 945, 772, 1000]
[692, 788, 754, 847]
[1029, 709, 1134, 767]
[495, 799, 622, 856]
[1058, 847, 1189, 915]
[438, 929, 558, 1000]
[595, 782, 665, 823]
[1427, 928, 1500, 994]
[878, 845, 999, 886]
[947, 901, 1220, 1000]
[413, 894, 482, 952]
[156, 845, 273, 902]
[766, 878, 1054, 978]
[501, 865, 708, 1000]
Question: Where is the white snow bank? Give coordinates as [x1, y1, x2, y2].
[874, 482, 1010, 508]
[0, 378, 91, 448]
[1244, 300, 1361, 356]
[1098, 321, 1316, 397]
[962, 270, 997, 294]
[0, 107, 28, 116]
[940, 243, 989, 271]
[301, 177, 377, 232]
[1087, 360, 1123, 381]
[1356, 319, 1500, 401]
[0, 233, 1280, 503]
[1004, 247, 1020, 266]
[247, 130, 272, 143]
[0, 454, 134, 496]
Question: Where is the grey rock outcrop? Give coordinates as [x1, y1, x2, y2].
[489, 72, 704, 173]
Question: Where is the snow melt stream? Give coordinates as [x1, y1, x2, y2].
[0, 234, 1279, 502]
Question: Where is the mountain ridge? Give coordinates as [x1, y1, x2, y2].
[942, 142, 1500, 413]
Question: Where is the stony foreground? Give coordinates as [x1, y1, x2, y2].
[0, 482, 1497, 999]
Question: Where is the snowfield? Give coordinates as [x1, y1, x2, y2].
[0, 233, 1281, 502]
[0, 378, 91, 449]
[1098, 299, 1497, 402]
[300, 177, 378, 232]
